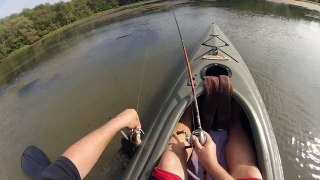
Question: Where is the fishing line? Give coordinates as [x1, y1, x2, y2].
[121, 23, 149, 141]
[136, 24, 149, 113]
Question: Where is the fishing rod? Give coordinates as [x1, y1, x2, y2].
[173, 11, 206, 145]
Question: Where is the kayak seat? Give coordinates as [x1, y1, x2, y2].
[200, 75, 233, 131]
[186, 74, 257, 179]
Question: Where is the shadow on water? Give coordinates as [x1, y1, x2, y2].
[18, 79, 41, 98]
[16, 73, 65, 98]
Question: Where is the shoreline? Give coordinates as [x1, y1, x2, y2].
[1, 0, 318, 64]
[0, 0, 190, 86]
[0, 0, 190, 64]
[268, 0, 320, 11]
[64, 0, 190, 32]
[1, 0, 319, 86]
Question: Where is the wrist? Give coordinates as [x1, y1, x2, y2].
[206, 163, 233, 180]
[206, 162, 222, 173]
[106, 117, 126, 132]
[203, 159, 220, 171]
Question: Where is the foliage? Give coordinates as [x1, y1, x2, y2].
[0, 15, 40, 58]
[118, 0, 142, 6]
[72, 0, 93, 19]
[22, 4, 59, 37]
[0, 0, 144, 61]
[87, 0, 118, 13]
[54, 2, 76, 26]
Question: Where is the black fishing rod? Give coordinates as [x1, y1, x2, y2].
[173, 11, 206, 145]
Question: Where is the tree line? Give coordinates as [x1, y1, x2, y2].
[0, 0, 144, 61]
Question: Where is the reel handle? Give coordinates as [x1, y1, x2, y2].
[192, 128, 207, 146]
[176, 129, 207, 148]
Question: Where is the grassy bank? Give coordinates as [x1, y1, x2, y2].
[1, 0, 191, 65]
[40, 0, 163, 40]
[268, 0, 320, 11]
[0, 0, 154, 64]
[0, 0, 190, 86]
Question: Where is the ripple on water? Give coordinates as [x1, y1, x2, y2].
[252, 70, 320, 179]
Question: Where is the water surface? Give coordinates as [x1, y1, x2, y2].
[0, 1, 320, 179]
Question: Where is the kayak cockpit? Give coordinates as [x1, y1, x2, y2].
[121, 24, 283, 180]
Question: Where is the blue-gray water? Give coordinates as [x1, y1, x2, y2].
[0, 1, 319, 179]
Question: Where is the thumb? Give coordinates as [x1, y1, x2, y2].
[192, 135, 202, 149]
[136, 122, 142, 129]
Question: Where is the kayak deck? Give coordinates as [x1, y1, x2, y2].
[122, 24, 283, 180]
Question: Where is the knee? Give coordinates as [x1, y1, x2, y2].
[229, 165, 262, 179]
[158, 151, 184, 169]
[157, 150, 188, 179]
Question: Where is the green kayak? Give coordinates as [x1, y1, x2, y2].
[122, 24, 283, 180]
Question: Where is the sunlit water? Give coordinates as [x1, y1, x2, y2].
[0, 1, 319, 179]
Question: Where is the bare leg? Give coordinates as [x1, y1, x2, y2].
[226, 101, 262, 179]
[157, 106, 193, 180]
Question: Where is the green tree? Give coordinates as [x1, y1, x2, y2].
[54, 2, 76, 26]
[87, 0, 106, 12]
[0, 0, 144, 61]
[0, 14, 40, 59]
[22, 3, 58, 37]
[71, 0, 92, 20]
[118, 0, 140, 6]
[0, 15, 39, 54]
[0, 23, 10, 59]
[87, 0, 118, 13]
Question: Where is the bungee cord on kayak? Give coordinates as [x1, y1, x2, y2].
[193, 34, 239, 63]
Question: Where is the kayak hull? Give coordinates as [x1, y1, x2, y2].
[122, 24, 283, 180]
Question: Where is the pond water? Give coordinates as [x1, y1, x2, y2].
[0, 1, 319, 179]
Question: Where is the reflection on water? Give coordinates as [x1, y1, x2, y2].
[0, 0, 320, 179]
[207, 0, 320, 22]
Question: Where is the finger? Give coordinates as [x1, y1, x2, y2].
[203, 132, 218, 148]
[135, 112, 141, 129]
[192, 135, 202, 149]
[136, 122, 142, 129]
[128, 122, 141, 130]
[203, 132, 213, 142]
